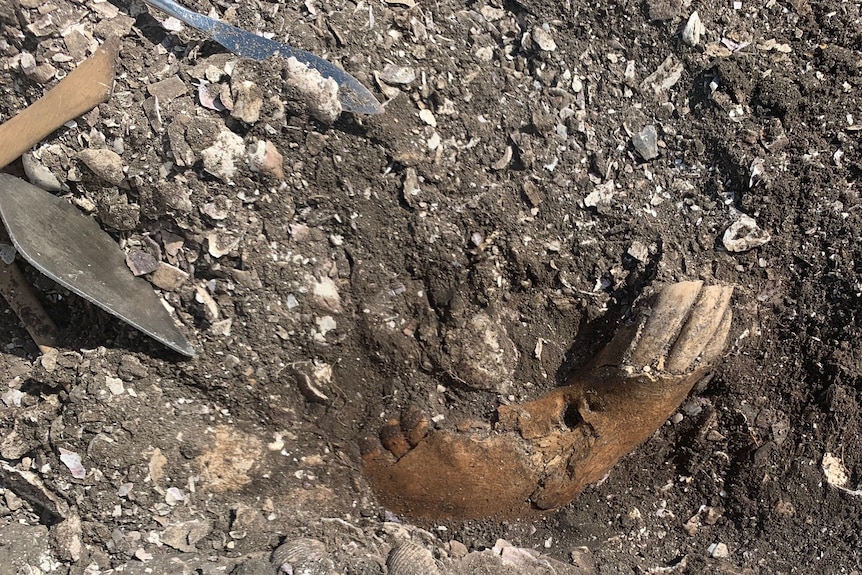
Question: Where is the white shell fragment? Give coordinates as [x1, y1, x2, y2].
[292, 368, 331, 403]
[822, 453, 862, 496]
[531, 25, 557, 52]
[584, 180, 616, 208]
[683, 11, 705, 46]
[419, 109, 437, 127]
[206, 231, 241, 258]
[271, 538, 334, 573]
[311, 275, 342, 313]
[160, 519, 212, 553]
[165, 487, 185, 505]
[490, 539, 582, 571]
[641, 55, 683, 96]
[722, 215, 771, 252]
[149, 262, 189, 291]
[386, 541, 441, 575]
[632, 125, 659, 160]
[378, 64, 416, 85]
[22, 153, 64, 192]
[749, 157, 765, 188]
[491, 145, 513, 170]
[195, 285, 220, 321]
[285, 57, 342, 124]
[58, 448, 86, 479]
[201, 128, 246, 182]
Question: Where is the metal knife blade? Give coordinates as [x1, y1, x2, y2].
[140, 0, 383, 115]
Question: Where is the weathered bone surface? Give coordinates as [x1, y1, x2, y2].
[362, 281, 733, 519]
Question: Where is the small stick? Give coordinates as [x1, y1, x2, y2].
[0, 260, 57, 354]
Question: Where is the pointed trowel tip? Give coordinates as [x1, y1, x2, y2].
[166, 336, 196, 358]
[341, 92, 385, 116]
[151, 323, 195, 357]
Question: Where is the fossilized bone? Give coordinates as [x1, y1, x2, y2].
[362, 281, 733, 519]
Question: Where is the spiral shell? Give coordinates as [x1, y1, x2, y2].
[386, 541, 441, 575]
[271, 538, 334, 575]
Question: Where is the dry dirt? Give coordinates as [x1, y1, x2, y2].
[1, 0, 861, 573]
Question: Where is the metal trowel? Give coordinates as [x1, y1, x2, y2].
[0, 175, 195, 356]
[140, 0, 383, 115]
[0, 37, 195, 356]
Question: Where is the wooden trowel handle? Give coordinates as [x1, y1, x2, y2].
[0, 36, 120, 170]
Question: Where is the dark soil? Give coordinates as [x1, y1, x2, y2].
[1, 0, 860, 573]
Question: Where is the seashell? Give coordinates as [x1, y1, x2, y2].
[271, 538, 335, 575]
[386, 541, 441, 575]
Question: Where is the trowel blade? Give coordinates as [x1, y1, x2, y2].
[0, 174, 195, 356]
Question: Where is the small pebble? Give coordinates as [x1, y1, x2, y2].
[19, 51, 36, 74]
[378, 64, 416, 85]
[632, 125, 659, 161]
[29, 62, 57, 84]
[627, 241, 650, 263]
[419, 109, 437, 127]
[106, 376, 125, 395]
[311, 276, 342, 313]
[402, 167, 421, 207]
[0, 243, 16, 265]
[125, 250, 159, 276]
[316, 315, 337, 336]
[427, 132, 441, 150]
[147, 75, 188, 101]
[449, 540, 468, 559]
[149, 262, 189, 291]
[231, 79, 263, 124]
[683, 11, 705, 46]
[523, 180, 542, 207]
[210, 318, 233, 336]
[532, 25, 557, 52]
[78, 148, 125, 186]
[722, 215, 771, 252]
[247, 140, 284, 180]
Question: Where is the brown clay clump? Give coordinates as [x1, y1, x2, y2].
[362, 280, 733, 520]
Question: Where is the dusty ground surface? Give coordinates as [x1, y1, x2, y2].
[0, 0, 860, 573]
